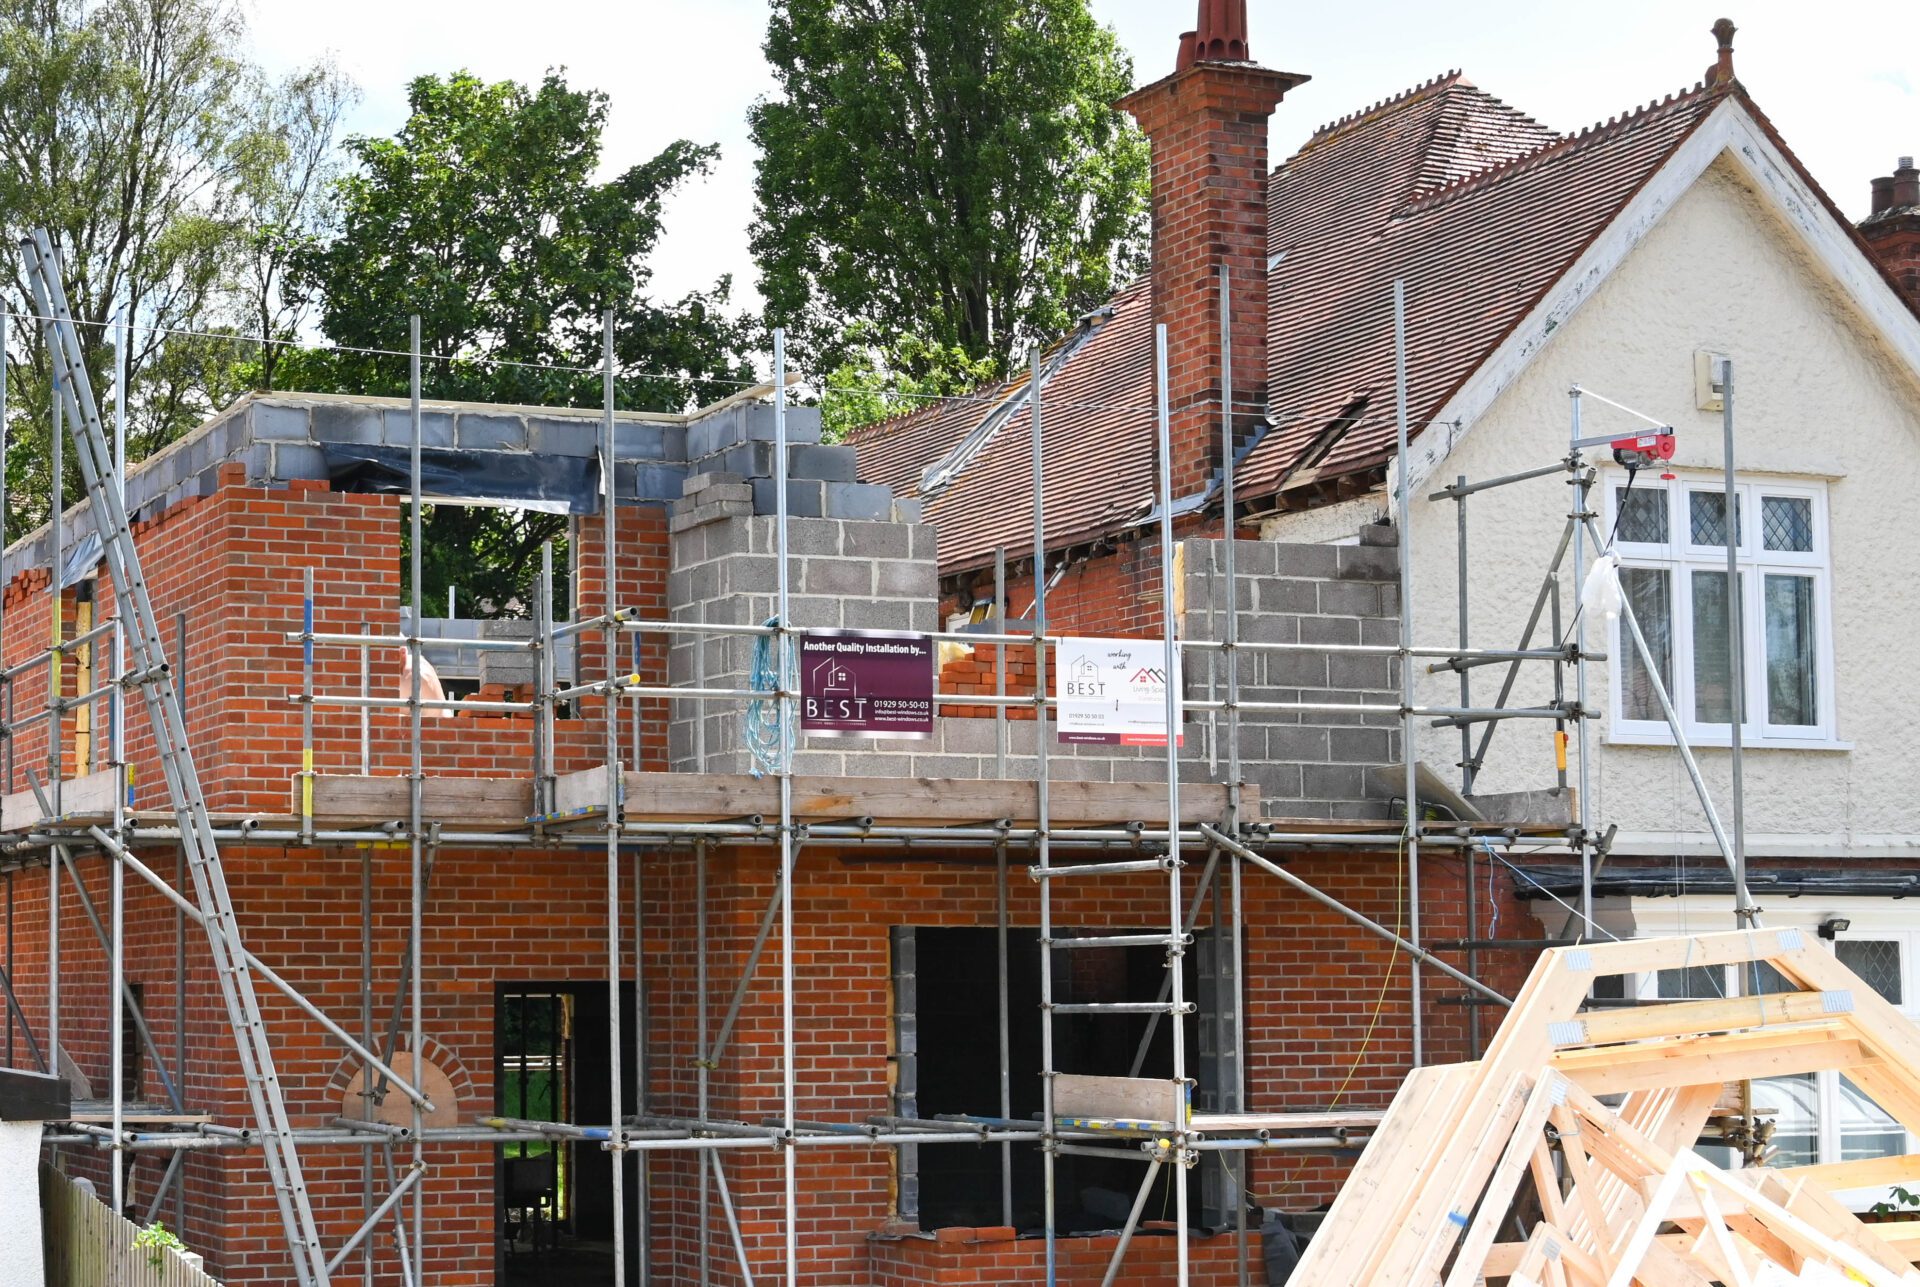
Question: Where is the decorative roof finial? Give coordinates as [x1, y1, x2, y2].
[1706, 18, 1737, 87]
[1177, 0, 1251, 71]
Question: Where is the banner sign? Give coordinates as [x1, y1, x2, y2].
[1054, 636, 1183, 746]
[799, 630, 935, 739]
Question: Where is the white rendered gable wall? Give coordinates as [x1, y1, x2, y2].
[1263, 144, 1920, 859]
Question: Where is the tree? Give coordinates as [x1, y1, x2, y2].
[750, 0, 1148, 378]
[821, 325, 998, 441]
[289, 70, 756, 615]
[231, 60, 358, 393]
[0, 0, 351, 531]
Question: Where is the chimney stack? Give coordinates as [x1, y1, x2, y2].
[1120, 2, 1308, 498]
[1861, 155, 1920, 313]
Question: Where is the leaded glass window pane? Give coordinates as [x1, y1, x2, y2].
[1619, 568, 1670, 722]
[1762, 495, 1814, 552]
[1835, 939, 1902, 1004]
[1614, 486, 1668, 544]
[1765, 574, 1817, 727]
[1656, 965, 1724, 999]
[1689, 490, 1742, 547]
[1742, 960, 1795, 995]
[1692, 570, 1738, 723]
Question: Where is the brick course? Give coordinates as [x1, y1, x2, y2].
[0, 471, 1533, 1284]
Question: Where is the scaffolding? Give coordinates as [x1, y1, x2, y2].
[0, 239, 1756, 1287]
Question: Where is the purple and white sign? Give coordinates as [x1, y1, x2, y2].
[799, 630, 935, 739]
[1055, 636, 1183, 746]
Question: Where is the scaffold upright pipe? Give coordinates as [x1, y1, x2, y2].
[1570, 390, 1596, 931]
[1031, 342, 1059, 1287]
[773, 326, 799, 1287]
[1219, 263, 1251, 1287]
[407, 313, 426, 1287]
[1152, 322, 1191, 1279]
[111, 307, 127, 781]
[601, 310, 629, 1287]
[696, 838, 712, 1287]
[47, 355, 61, 1071]
[1394, 280, 1422, 1068]
[302, 569, 314, 843]
[1722, 360, 1754, 928]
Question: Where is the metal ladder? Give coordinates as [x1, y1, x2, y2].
[23, 231, 331, 1287]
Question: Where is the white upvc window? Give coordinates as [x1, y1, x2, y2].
[1612, 900, 1914, 1205]
[1603, 472, 1840, 749]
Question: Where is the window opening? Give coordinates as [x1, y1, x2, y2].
[895, 927, 1208, 1233]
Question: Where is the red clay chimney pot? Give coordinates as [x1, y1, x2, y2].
[1184, 0, 1250, 70]
[1176, 30, 1199, 72]
[1896, 157, 1920, 210]
[1873, 175, 1896, 216]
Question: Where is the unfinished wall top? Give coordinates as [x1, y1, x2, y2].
[0, 383, 898, 586]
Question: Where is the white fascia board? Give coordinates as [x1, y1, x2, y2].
[1609, 830, 1920, 861]
[1397, 98, 1920, 500]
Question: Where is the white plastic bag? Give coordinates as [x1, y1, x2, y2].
[1580, 552, 1622, 623]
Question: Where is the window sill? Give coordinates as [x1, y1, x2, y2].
[1604, 730, 1852, 752]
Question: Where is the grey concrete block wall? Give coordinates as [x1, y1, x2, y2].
[664, 525, 1404, 822]
[666, 507, 941, 774]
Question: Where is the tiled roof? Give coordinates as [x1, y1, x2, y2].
[1240, 75, 1723, 497]
[853, 70, 1819, 573]
[851, 278, 1158, 573]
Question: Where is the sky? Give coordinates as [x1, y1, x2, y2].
[243, 0, 1920, 316]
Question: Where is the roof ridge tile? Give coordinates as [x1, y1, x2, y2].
[1304, 69, 1465, 148]
[1394, 80, 1714, 217]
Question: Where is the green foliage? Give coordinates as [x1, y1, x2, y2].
[751, 0, 1149, 377]
[1871, 1184, 1920, 1216]
[289, 70, 755, 615]
[133, 1220, 187, 1269]
[821, 326, 998, 441]
[0, 0, 352, 532]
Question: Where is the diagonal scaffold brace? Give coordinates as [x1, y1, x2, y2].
[22, 231, 332, 1287]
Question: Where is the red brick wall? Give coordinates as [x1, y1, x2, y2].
[0, 469, 1535, 1284]
[3, 811, 1533, 1285]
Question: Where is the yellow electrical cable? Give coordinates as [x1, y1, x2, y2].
[1265, 832, 1407, 1204]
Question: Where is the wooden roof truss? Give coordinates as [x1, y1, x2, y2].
[1293, 927, 1920, 1286]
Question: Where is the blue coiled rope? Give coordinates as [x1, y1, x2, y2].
[744, 617, 794, 777]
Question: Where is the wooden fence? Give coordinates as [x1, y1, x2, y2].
[39, 1164, 221, 1287]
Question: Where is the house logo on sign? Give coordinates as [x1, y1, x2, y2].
[806, 654, 868, 722]
[813, 656, 857, 695]
[1066, 655, 1106, 698]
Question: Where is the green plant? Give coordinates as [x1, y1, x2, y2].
[133, 1220, 188, 1269]
[1869, 1183, 1920, 1216]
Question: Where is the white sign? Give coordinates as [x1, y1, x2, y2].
[1054, 636, 1182, 746]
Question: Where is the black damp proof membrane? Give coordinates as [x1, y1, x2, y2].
[322, 444, 600, 515]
